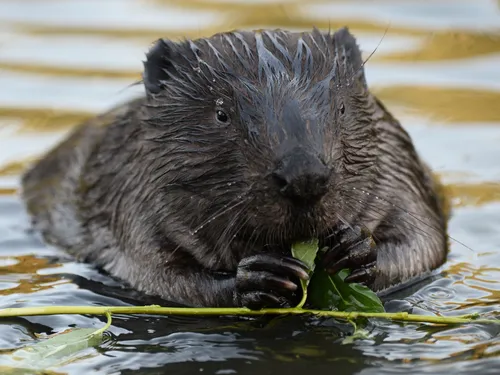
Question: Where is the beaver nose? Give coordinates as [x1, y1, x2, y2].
[272, 148, 330, 203]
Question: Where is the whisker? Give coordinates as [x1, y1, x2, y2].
[227, 209, 253, 252]
[336, 214, 355, 233]
[214, 199, 253, 258]
[344, 190, 474, 252]
[343, 192, 438, 241]
[345, 194, 436, 232]
[214, 207, 244, 255]
[350, 187, 446, 233]
[242, 216, 261, 256]
[348, 22, 391, 84]
[362, 23, 390, 68]
[191, 194, 251, 235]
[352, 187, 438, 220]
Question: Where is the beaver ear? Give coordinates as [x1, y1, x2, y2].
[143, 39, 174, 95]
[332, 27, 366, 83]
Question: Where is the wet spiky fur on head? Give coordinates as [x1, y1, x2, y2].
[139, 27, 379, 266]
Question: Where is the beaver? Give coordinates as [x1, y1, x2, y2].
[21, 27, 448, 309]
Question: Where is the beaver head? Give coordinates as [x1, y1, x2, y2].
[140, 27, 379, 254]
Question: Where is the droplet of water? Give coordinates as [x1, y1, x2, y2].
[216, 98, 224, 106]
[426, 286, 454, 300]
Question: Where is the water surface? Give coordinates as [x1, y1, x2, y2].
[1, 1, 500, 374]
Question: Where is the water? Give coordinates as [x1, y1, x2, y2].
[1, 0, 500, 374]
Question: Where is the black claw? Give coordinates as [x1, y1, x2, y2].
[239, 254, 310, 281]
[344, 261, 377, 285]
[322, 225, 377, 283]
[235, 253, 308, 309]
[326, 254, 350, 275]
[321, 243, 341, 267]
[345, 262, 377, 285]
[237, 269, 298, 293]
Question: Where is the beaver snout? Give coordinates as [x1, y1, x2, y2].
[272, 147, 330, 204]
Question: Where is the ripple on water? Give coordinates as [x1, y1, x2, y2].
[0, 0, 500, 374]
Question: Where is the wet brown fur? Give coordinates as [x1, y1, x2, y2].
[21, 28, 448, 307]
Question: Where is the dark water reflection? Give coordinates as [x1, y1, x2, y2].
[1, 0, 500, 374]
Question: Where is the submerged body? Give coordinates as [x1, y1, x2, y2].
[21, 28, 448, 308]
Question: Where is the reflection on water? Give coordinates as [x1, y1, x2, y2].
[0, 0, 500, 374]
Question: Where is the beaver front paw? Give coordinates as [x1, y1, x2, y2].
[234, 253, 310, 310]
[322, 225, 377, 286]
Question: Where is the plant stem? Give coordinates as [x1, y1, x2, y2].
[0, 305, 498, 325]
[93, 312, 112, 336]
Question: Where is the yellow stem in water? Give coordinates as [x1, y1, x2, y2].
[93, 312, 112, 336]
[0, 305, 498, 325]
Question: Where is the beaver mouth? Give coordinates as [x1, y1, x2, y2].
[249, 227, 339, 254]
[238, 208, 339, 250]
[285, 225, 339, 248]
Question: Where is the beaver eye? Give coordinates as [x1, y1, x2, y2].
[339, 103, 345, 115]
[216, 110, 229, 124]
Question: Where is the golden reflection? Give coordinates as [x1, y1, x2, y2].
[446, 262, 476, 276]
[12, 0, 500, 69]
[379, 31, 500, 62]
[445, 183, 500, 207]
[12, 20, 242, 42]
[444, 262, 500, 307]
[0, 188, 17, 196]
[430, 334, 482, 345]
[6, 1, 500, 86]
[10, 0, 428, 47]
[0, 159, 34, 177]
[375, 86, 500, 123]
[12, 17, 421, 42]
[0, 62, 140, 80]
[440, 341, 500, 362]
[0, 107, 93, 133]
[0, 367, 64, 375]
[413, 340, 500, 363]
[0, 255, 67, 296]
[468, 342, 500, 360]
[2, 255, 54, 275]
[459, 279, 500, 297]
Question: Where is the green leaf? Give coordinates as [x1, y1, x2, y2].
[308, 268, 385, 313]
[291, 239, 319, 308]
[1, 313, 111, 372]
[342, 319, 372, 344]
[291, 239, 384, 312]
[342, 328, 372, 344]
[291, 239, 319, 271]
